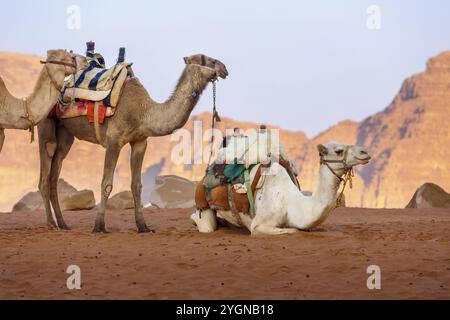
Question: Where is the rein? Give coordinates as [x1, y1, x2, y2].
[40, 60, 77, 68]
[320, 146, 354, 207]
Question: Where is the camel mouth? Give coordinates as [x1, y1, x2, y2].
[355, 156, 371, 164]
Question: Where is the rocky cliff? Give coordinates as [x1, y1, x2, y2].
[0, 51, 449, 210]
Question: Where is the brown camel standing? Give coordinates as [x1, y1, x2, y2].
[38, 54, 228, 233]
[0, 50, 80, 153]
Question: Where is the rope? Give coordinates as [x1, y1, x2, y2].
[22, 99, 35, 143]
[244, 169, 256, 217]
[335, 168, 354, 207]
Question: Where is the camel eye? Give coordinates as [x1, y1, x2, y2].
[335, 149, 344, 155]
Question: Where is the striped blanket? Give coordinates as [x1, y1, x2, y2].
[61, 62, 132, 107]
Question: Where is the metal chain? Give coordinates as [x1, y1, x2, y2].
[212, 80, 219, 121]
[206, 81, 219, 169]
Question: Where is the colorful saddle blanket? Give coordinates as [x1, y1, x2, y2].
[61, 62, 132, 108]
[55, 101, 116, 124]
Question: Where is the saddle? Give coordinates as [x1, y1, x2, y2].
[54, 62, 133, 141]
[61, 62, 132, 107]
[195, 158, 301, 216]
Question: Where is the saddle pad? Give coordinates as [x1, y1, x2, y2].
[195, 164, 263, 214]
[55, 101, 116, 124]
[62, 63, 130, 107]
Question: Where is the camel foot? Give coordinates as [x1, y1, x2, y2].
[47, 221, 58, 230]
[58, 222, 71, 231]
[92, 223, 108, 233]
[92, 227, 109, 234]
[190, 211, 217, 233]
[137, 225, 155, 233]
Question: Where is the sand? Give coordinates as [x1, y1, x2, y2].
[0, 207, 449, 300]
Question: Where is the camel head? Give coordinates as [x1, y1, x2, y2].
[45, 50, 79, 76]
[183, 54, 229, 79]
[39, 50, 80, 91]
[317, 142, 371, 175]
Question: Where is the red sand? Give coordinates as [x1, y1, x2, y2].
[0, 207, 449, 299]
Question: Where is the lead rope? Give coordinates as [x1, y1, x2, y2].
[205, 80, 221, 170]
[335, 168, 354, 207]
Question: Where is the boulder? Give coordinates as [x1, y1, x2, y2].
[12, 191, 43, 212]
[406, 183, 450, 209]
[107, 191, 135, 210]
[12, 179, 95, 212]
[150, 175, 196, 209]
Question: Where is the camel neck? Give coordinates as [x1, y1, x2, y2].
[313, 165, 342, 205]
[0, 66, 61, 129]
[144, 65, 212, 136]
[26, 66, 61, 124]
[287, 164, 343, 230]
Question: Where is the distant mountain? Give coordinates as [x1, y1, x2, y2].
[0, 51, 448, 211]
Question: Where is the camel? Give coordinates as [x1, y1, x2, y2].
[190, 142, 371, 236]
[0, 50, 81, 153]
[38, 54, 228, 233]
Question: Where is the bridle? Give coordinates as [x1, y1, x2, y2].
[39, 58, 77, 90]
[22, 56, 77, 142]
[187, 54, 220, 98]
[319, 146, 354, 207]
[40, 59, 77, 68]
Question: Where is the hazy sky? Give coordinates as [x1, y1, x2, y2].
[1, 0, 449, 137]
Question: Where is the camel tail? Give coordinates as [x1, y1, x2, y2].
[0, 128, 4, 153]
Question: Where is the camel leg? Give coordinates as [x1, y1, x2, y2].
[48, 126, 74, 230]
[251, 224, 299, 236]
[0, 128, 4, 153]
[190, 209, 217, 233]
[93, 142, 121, 233]
[37, 119, 58, 229]
[130, 139, 153, 233]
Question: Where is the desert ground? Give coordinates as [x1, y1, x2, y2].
[0, 207, 449, 299]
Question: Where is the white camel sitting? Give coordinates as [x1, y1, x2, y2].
[191, 141, 371, 236]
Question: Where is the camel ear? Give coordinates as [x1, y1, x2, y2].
[183, 57, 188, 64]
[317, 144, 328, 156]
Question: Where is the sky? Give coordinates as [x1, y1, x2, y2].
[1, 0, 449, 137]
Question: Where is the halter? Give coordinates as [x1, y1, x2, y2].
[187, 54, 217, 98]
[40, 60, 77, 68]
[39, 59, 77, 90]
[319, 146, 354, 207]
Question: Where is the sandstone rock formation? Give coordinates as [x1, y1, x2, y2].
[106, 191, 135, 210]
[1, 51, 449, 209]
[406, 183, 450, 209]
[12, 192, 43, 212]
[12, 179, 95, 212]
[150, 175, 196, 209]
